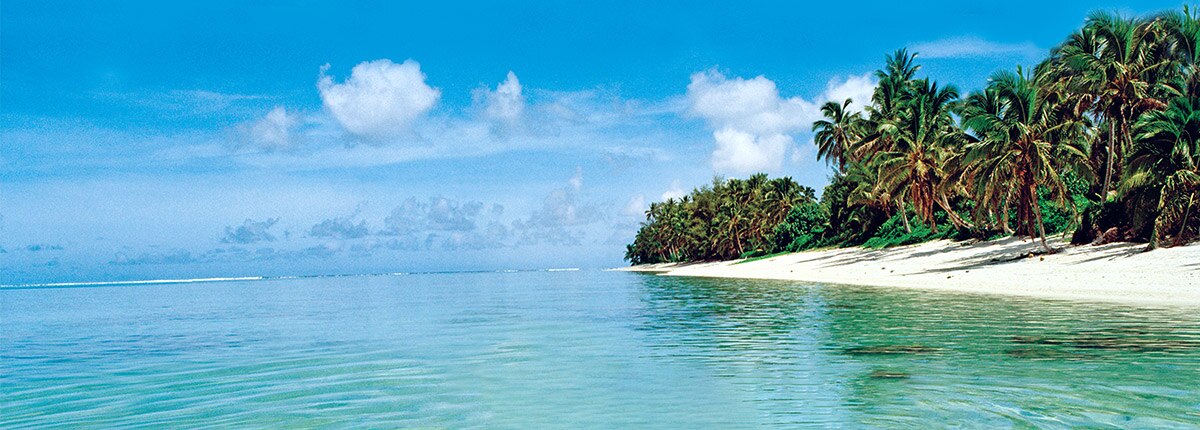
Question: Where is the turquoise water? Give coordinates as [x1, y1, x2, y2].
[2, 271, 1199, 428]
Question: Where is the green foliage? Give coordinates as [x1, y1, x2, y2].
[861, 211, 955, 249]
[773, 203, 829, 252]
[627, 6, 1200, 264]
[624, 175, 815, 264]
[1039, 172, 1093, 236]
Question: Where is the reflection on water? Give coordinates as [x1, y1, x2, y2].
[2, 272, 1198, 428]
[636, 276, 1200, 427]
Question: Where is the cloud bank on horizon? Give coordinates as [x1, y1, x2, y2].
[1, 56, 867, 282]
[2, 0, 1174, 282]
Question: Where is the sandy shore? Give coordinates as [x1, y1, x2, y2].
[615, 237, 1200, 307]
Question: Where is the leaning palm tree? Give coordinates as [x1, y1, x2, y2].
[813, 99, 864, 171]
[1051, 11, 1173, 196]
[1154, 6, 1198, 68]
[1123, 94, 1200, 248]
[960, 67, 1093, 251]
[873, 78, 964, 232]
[854, 49, 921, 160]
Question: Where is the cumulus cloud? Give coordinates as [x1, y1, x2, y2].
[181, 66, 683, 170]
[686, 68, 877, 174]
[427, 221, 511, 251]
[822, 73, 877, 112]
[513, 170, 605, 246]
[310, 215, 370, 240]
[687, 69, 818, 135]
[381, 197, 494, 235]
[661, 179, 686, 201]
[221, 218, 280, 244]
[475, 71, 525, 123]
[241, 107, 299, 151]
[110, 249, 197, 265]
[24, 244, 64, 252]
[711, 127, 793, 174]
[318, 59, 441, 138]
[686, 69, 815, 174]
[909, 36, 1042, 60]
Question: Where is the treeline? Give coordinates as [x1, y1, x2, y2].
[626, 174, 815, 263]
[627, 7, 1199, 265]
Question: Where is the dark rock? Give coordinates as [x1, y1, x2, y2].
[845, 345, 942, 355]
[869, 370, 910, 379]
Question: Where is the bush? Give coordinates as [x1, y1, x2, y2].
[862, 211, 955, 249]
[772, 203, 829, 252]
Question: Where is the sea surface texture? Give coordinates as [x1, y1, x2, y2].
[3, 271, 1199, 428]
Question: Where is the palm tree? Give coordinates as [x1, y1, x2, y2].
[1123, 94, 1200, 248]
[873, 78, 964, 232]
[1051, 11, 1173, 196]
[960, 67, 1092, 251]
[854, 49, 921, 160]
[1155, 7, 1198, 68]
[813, 99, 864, 170]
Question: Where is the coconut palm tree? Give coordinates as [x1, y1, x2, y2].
[1123, 94, 1200, 248]
[1154, 7, 1198, 68]
[873, 78, 964, 232]
[1051, 11, 1174, 196]
[813, 99, 864, 170]
[854, 49, 921, 160]
[960, 67, 1093, 251]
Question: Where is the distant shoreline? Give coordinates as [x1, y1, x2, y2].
[0, 268, 587, 290]
[616, 238, 1200, 307]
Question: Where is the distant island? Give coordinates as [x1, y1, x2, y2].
[625, 7, 1200, 275]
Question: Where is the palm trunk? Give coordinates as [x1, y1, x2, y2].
[936, 195, 974, 229]
[899, 202, 911, 233]
[1154, 191, 1197, 250]
[1102, 121, 1115, 196]
[1178, 192, 1196, 242]
[1032, 183, 1050, 252]
[1000, 194, 1014, 234]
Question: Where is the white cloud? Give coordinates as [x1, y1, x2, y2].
[909, 36, 1042, 60]
[686, 69, 817, 136]
[821, 73, 877, 112]
[230, 72, 683, 169]
[622, 195, 646, 217]
[513, 170, 605, 246]
[244, 107, 299, 151]
[661, 179, 686, 201]
[711, 128, 792, 174]
[221, 218, 280, 244]
[686, 69, 875, 174]
[381, 197, 490, 235]
[476, 71, 525, 122]
[317, 59, 441, 138]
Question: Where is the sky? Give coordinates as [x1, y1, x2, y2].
[0, 0, 1182, 283]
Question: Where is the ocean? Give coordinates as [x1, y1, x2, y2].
[3, 270, 1198, 427]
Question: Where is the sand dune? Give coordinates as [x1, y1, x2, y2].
[617, 237, 1200, 306]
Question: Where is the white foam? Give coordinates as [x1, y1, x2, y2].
[2, 276, 265, 289]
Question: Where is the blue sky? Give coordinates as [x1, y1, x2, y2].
[0, 0, 1181, 283]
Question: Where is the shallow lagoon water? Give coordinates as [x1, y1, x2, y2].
[2, 271, 1199, 428]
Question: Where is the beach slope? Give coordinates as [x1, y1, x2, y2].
[617, 238, 1200, 306]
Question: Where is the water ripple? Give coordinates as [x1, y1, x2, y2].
[2, 271, 1198, 428]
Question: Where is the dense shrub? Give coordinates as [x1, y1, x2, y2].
[773, 203, 829, 252]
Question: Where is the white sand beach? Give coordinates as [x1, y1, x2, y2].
[617, 238, 1200, 306]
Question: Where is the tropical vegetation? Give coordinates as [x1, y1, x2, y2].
[626, 7, 1199, 265]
